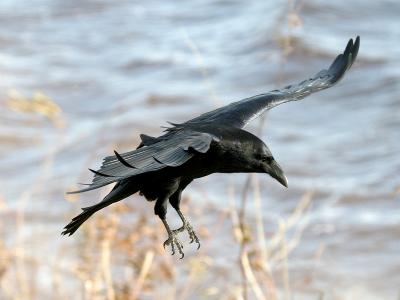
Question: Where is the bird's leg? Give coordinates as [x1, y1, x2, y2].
[169, 188, 200, 249]
[173, 209, 200, 249]
[161, 218, 185, 258]
[154, 197, 185, 258]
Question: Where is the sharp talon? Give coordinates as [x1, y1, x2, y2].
[163, 231, 185, 258]
[171, 240, 175, 255]
[173, 220, 201, 251]
[165, 217, 200, 254]
[178, 245, 184, 259]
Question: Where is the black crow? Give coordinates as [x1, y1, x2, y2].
[63, 37, 360, 258]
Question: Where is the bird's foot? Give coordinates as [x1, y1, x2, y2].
[163, 231, 185, 259]
[173, 221, 200, 249]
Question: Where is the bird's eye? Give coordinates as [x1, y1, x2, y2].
[259, 155, 274, 164]
[261, 156, 273, 163]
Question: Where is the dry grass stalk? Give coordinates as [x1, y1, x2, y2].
[100, 213, 119, 300]
[240, 252, 266, 300]
[181, 29, 220, 106]
[130, 250, 154, 299]
[10, 123, 64, 299]
[6, 89, 65, 128]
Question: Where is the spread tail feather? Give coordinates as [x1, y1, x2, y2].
[62, 179, 139, 236]
[61, 202, 107, 236]
[67, 181, 111, 194]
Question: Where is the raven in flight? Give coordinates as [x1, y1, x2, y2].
[63, 37, 360, 258]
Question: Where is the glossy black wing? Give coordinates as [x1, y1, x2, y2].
[183, 36, 360, 129]
[69, 129, 217, 193]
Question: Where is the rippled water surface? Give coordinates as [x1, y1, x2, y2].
[0, 0, 399, 299]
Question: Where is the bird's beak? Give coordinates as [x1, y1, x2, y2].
[269, 160, 288, 188]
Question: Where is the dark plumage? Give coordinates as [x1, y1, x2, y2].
[63, 37, 360, 258]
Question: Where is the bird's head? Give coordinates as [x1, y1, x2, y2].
[252, 142, 288, 188]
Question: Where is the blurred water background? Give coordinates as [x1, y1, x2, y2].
[0, 0, 399, 299]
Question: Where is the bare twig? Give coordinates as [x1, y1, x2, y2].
[181, 28, 220, 106]
[130, 251, 155, 299]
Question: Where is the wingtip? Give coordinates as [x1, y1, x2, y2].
[66, 187, 86, 194]
[344, 38, 354, 56]
[354, 36, 360, 51]
[65, 183, 104, 194]
[88, 168, 114, 178]
[343, 39, 354, 59]
[351, 35, 360, 65]
[328, 35, 360, 80]
[66, 189, 85, 195]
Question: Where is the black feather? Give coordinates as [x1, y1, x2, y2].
[114, 150, 136, 168]
[88, 168, 114, 177]
[182, 36, 360, 129]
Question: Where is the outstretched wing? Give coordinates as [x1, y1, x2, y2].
[183, 36, 360, 129]
[69, 129, 217, 194]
